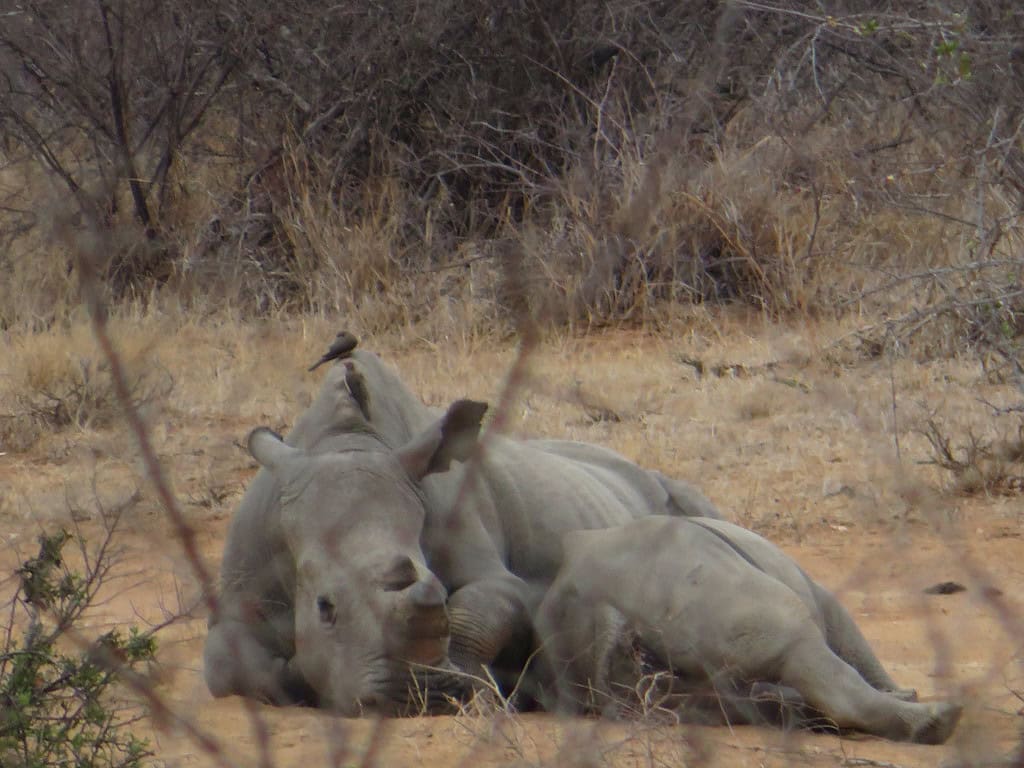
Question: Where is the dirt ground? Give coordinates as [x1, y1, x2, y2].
[2, 318, 1022, 767]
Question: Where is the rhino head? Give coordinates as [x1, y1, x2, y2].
[247, 397, 488, 715]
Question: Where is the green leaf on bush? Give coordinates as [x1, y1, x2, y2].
[1, 530, 155, 767]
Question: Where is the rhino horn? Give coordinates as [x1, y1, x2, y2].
[247, 427, 298, 471]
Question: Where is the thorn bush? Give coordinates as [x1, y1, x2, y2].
[1, 530, 156, 768]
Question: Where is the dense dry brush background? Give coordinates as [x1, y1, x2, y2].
[2, 1, 1024, 766]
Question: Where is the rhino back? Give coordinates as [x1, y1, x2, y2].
[461, 438, 660, 581]
[679, 518, 821, 620]
[558, 518, 761, 612]
[551, 517, 820, 673]
[530, 439, 673, 512]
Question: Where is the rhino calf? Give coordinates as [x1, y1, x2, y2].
[535, 516, 962, 744]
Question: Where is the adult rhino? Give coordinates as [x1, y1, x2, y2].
[203, 340, 722, 714]
[534, 516, 962, 744]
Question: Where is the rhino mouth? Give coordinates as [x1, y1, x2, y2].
[369, 661, 471, 715]
[405, 612, 450, 641]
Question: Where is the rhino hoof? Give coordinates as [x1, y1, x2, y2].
[911, 701, 963, 745]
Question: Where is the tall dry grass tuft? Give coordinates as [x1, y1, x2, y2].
[0, 167, 80, 331]
[0, 313, 173, 451]
[275, 144, 430, 328]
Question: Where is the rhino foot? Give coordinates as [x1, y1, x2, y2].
[909, 701, 963, 745]
[749, 681, 806, 707]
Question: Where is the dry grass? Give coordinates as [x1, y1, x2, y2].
[6, 53, 1022, 342]
[4, 308, 1018, 532]
[1, 313, 170, 449]
[0, 308, 1014, 535]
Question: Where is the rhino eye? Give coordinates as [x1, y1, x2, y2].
[316, 596, 337, 626]
[381, 556, 418, 592]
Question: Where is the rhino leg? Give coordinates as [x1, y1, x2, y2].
[203, 620, 316, 706]
[533, 589, 628, 714]
[445, 578, 532, 694]
[778, 632, 961, 744]
[659, 574, 958, 743]
[811, 581, 916, 699]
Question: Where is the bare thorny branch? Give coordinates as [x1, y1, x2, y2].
[69, 222, 281, 766]
[0, 0, 238, 248]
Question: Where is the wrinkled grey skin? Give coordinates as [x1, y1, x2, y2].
[204, 349, 722, 714]
[535, 516, 963, 744]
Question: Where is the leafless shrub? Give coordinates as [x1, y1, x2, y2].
[17, 357, 172, 433]
[0, 323, 175, 451]
[918, 415, 1024, 496]
[0, 0, 239, 300]
[1, 0, 1022, 332]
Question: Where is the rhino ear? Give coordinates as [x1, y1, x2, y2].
[248, 427, 298, 471]
[396, 399, 488, 481]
